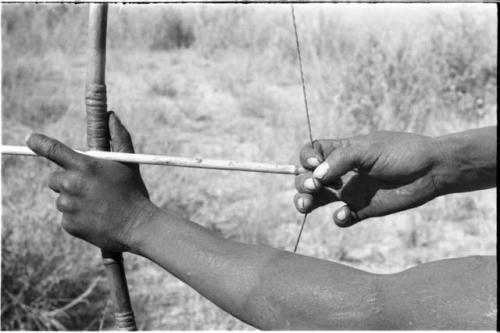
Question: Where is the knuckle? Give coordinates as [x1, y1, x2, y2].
[71, 176, 85, 193]
[60, 174, 84, 194]
[56, 195, 75, 213]
[60, 178, 72, 192]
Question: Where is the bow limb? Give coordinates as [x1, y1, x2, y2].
[85, 4, 137, 330]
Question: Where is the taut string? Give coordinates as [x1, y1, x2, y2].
[291, 5, 314, 253]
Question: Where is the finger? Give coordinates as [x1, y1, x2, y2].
[48, 171, 65, 193]
[314, 139, 352, 157]
[59, 172, 85, 196]
[302, 171, 343, 191]
[313, 147, 360, 186]
[109, 111, 135, 153]
[299, 141, 325, 170]
[49, 172, 85, 196]
[295, 172, 322, 193]
[294, 187, 340, 214]
[333, 205, 359, 228]
[26, 133, 89, 170]
[294, 193, 315, 213]
[55, 194, 79, 214]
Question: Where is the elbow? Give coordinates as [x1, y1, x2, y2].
[362, 274, 396, 329]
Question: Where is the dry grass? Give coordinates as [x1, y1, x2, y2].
[1, 3, 497, 330]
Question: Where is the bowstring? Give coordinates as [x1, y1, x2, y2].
[291, 5, 314, 145]
[291, 5, 313, 253]
[293, 214, 308, 253]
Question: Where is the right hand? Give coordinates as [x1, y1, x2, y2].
[294, 131, 441, 227]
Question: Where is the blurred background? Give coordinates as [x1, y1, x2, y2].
[1, 3, 496, 330]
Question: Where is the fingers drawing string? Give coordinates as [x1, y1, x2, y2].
[291, 5, 314, 253]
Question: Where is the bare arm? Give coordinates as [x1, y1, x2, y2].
[295, 126, 497, 226]
[26, 117, 496, 330]
[379, 255, 496, 330]
[130, 205, 380, 329]
[433, 126, 497, 195]
[130, 205, 496, 330]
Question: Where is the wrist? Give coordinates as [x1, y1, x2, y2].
[431, 128, 497, 195]
[122, 198, 161, 254]
[429, 135, 457, 196]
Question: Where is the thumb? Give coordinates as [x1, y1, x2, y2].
[109, 111, 135, 153]
[312, 147, 361, 186]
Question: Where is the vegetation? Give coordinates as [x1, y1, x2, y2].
[2, 3, 496, 330]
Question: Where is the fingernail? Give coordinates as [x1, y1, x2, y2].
[297, 197, 305, 210]
[304, 178, 317, 191]
[313, 162, 329, 180]
[336, 207, 347, 221]
[306, 157, 320, 167]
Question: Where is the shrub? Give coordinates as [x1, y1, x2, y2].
[150, 10, 195, 50]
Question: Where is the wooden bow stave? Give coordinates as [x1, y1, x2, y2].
[86, 4, 137, 330]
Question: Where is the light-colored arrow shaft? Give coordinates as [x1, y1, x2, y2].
[1, 145, 303, 175]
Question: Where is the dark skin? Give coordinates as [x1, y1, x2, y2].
[26, 114, 496, 329]
[294, 127, 497, 227]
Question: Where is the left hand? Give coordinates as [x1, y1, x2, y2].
[26, 112, 152, 252]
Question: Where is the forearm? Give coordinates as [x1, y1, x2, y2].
[432, 126, 496, 195]
[129, 205, 380, 329]
[124, 205, 497, 330]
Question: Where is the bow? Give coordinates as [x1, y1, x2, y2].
[85, 4, 136, 330]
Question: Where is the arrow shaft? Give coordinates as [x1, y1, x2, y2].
[1, 145, 303, 175]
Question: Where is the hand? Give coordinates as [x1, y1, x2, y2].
[294, 131, 440, 227]
[26, 112, 152, 252]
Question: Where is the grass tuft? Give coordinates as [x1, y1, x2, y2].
[2, 3, 496, 329]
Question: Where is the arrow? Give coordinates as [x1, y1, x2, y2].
[1, 144, 305, 176]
